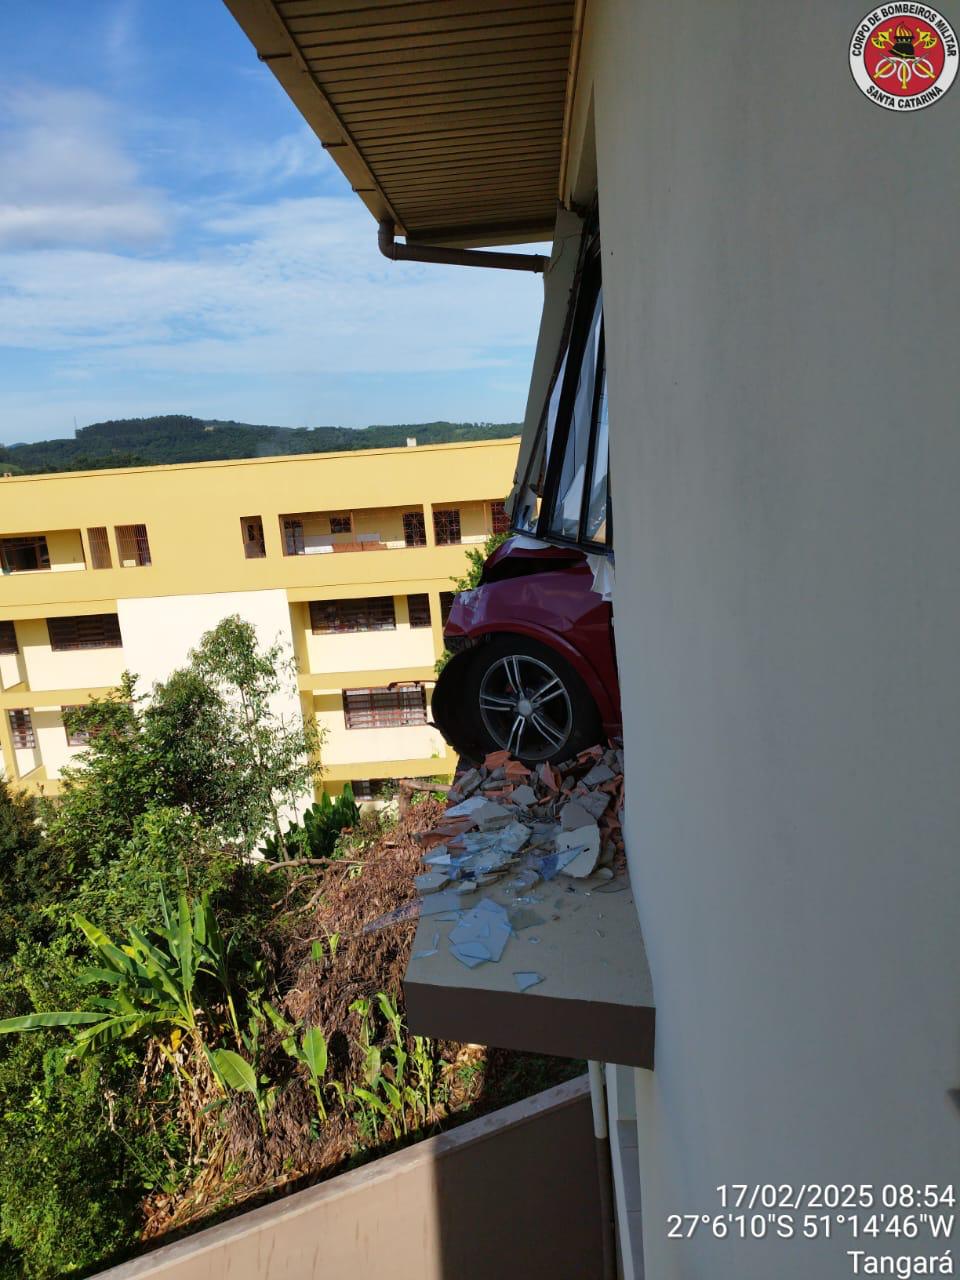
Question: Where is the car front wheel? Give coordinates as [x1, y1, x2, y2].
[463, 636, 601, 764]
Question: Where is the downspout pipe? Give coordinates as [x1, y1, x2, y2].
[588, 1060, 618, 1280]
[378, 218, 548, 274]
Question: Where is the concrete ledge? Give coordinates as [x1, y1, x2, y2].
[94, 1076, 599, 1280]
[405, 876, 655, 1069]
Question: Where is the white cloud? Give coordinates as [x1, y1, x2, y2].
[0, 84, 170, 249]
[0, 195, 545, 376]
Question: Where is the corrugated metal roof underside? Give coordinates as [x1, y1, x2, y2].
[224, 0, 573, 245]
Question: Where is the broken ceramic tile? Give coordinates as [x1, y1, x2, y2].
[450, 899, 512, 963]
[576, 790, 612, 820]
[497, 820, 532, 853]
[582, 762, 615, 787]
[473, 801, 513, 831]
[513, 971, 544, 992]
[560, 802, 597, 832]
[444, 795, 489, 819]
[412, 931, 441, 960]
[415, 871, 450, 895]
[506, 784, 538, 808]
[555, 826, 602, 878]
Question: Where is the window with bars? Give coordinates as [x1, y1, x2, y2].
[282, 517, 305, 555]
[407, 594, 432, 628]
[62, 706, 91, 747]
[342, 684, 427, 729]
[0, 536, 50, 573]
[0, 621, 17, 655]
[241, 516, 266, 559]
[350, 778, 397, 802]
[440, 592, 456, 626]
[87, 526, 112, 569]
[329, 514, 352, 535]
[490, 500, 511, 535]
[309, 597, 396, 634]
[115, 524, 151, 567]
[8, 709, 35, 750]
[402, 511, 427, 548]
[48, 613, 122, 651]
[433, 508, 462, 545]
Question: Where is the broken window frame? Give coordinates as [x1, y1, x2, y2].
[515, 217, 611, 556]
[0, 535, 51, 574]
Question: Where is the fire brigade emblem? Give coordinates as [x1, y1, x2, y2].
[850, 5, 958, 110]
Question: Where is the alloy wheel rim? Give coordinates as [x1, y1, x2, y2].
[478, 653, 573, 761]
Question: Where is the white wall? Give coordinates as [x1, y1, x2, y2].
[574, 2, 960, 1276]
[118, 590, 307, 818]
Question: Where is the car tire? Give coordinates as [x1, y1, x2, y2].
[461, 635, 601, 765]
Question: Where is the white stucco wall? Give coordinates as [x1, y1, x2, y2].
[568, 2, 960, 1276]
[117, 590, 307, 818]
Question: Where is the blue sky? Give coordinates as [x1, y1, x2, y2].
[0, 1, 546, 444]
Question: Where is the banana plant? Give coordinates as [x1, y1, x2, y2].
[262, 1001, 332, 1123]
[0, 892, 237, 1082]
[206, 1047, 274, 1136]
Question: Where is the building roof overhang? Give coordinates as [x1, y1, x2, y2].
[223, 0, 579, 247]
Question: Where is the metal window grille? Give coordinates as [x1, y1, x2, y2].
[491, 500, 511, 535]
[48, 613, 122, 651]
[8, 709, 35, 750]
[62, 706, 90, 747]
[402, 511, 427, 547]
[309, 597, 396, 634]
[282, 518, 305, 555]
[407, 594, 432, 628]
[440, 592, 456, 626]
[329, 514, 352, 534]
[350, 779, 395, 802]
[0, 621, 17, 655]
[241, 516, 266, 559]
[115, 524, 151, 566]
[433, 508, 462, 545]
[0, 536, 50, 573]
[87, 526, 112, 569]
[343, 684, 427, 729]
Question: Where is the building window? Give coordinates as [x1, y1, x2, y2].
[8, 709, 35, 750]
[329, 514, 352, 535]
[350, 778, 396, 802]
[48, 613, 122, 651]
[87, 527, 112, 569]
[62, 706, 90, 747]
[490, 500, 511, 535]
[115, 524, 152, 567]
[402, 511, 427, 548]
[343, 684, 427, 729]
[309, 597, 396, 634]
[440, 592, 456, 626]
[0, 621, 17, 655]
[0, 535, 50, 573]
[282, 517, 305, 555]
[241, 516, 266, 559]
[407, 594, 432, 628]
[433, 508, 462, 545]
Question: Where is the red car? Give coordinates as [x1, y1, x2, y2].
[432, 223, 620, 764]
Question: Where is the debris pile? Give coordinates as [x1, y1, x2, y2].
[410, 741, 626, 987]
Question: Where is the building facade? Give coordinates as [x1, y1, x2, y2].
[0, 438, 517, 800]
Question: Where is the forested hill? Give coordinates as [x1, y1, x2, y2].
[0, 416, 522, 476]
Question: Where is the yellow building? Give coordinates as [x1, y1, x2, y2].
[0, 437, 518, 800]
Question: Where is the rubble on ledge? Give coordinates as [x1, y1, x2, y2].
[410, 741, 627, 976]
